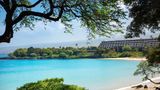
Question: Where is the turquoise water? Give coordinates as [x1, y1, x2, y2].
[0, 59, 142, 90]
[0, 54, 8, 58]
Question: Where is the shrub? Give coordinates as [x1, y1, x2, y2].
[130, 52, 143, 57]
[120, 52, 132, 57]
[59, 52, 68, 58]
[17, 78, 86, 90]
[102, 51, 120, 58]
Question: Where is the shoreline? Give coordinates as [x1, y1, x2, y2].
[99, 57, 147, 61]
[0, 57, 147, 61]
[116, 76, 160, 90]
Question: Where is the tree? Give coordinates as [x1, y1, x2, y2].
[122, 0, 160, 81]
[134, 61, 160, 84]
[30, 53, 37, 58]
[147, 47, 160, 64]
[17, 78, 86, 90]
[0, 0, 125, 43]
[124, 0, 160, 38]
[102, 50, 119, 58]
[122, 45, 132, 52]
[59, 52, 68, 58]
[41, 48, 53, 56]
[134, 46, 160, 84]
[94, 48, 105, 57]
[120, 51, 131, 57]
[27, 47, 36, 56]
[13, 48, 27, 57]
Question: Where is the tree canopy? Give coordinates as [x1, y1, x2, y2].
[8, 46, 145, 59]
[124, 0, 160, 38]
[0, 0, 125, 43]
[0, 0, 160, 43]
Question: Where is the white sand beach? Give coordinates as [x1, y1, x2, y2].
[100, 57, 147, 61]
[116, 77, 160, 90]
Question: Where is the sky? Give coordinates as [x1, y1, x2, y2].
[0, 1, 159, 48]
[0, 20, 89, 46]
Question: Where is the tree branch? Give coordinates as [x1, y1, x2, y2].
[0, 0, 4, 7]
[17, 0, 43, 8]
[144, 71, 160, 84]
[65, 8, 82, 18]
[13, 11, 58, 24]
[11, 0, 17, 13]
[3, 0, 10, 9]
[13, 0, 66, 25]
[0, 0, 8, 12]
[46, 0, 54, 16]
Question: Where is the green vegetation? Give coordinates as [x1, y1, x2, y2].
[9, 46, 145, 59]
[134, 61, 160, 84]
[126, 0, 160, 84]
[124, 0, 160, 38]
[0, 0, 125, 43]
[134, 40, 160, 84]
[17, 78, 86, 90]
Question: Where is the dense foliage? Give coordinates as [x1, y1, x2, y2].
[147, 47, 160, 64]
[17, 78, 86, 90]
[9, 46, 145, 59]
[124, 0, 160, 38]
[0, 0, 125, 43]
[123, 0, 160, 84]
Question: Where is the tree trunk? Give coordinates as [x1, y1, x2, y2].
[147, 77, 160, 84]
[0, 13, 13, 43]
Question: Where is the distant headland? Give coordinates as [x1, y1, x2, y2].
[1, 38, 159, 60]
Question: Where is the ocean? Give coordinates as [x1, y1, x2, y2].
[0, 59, 142, 90]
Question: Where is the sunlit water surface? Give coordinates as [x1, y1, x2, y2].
[0, 59, 143, 90]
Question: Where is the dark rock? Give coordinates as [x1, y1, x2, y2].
[144, 85, 148, 88]
[155, 87, 160, 90]
[131, 84, 143, 89]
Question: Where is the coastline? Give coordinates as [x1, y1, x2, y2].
[116, 76, 160, 90]
[0, 57, 147, 61]
[99, 57, 147, 61]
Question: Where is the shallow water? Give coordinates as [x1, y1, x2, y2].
[0, 59, 142, 90]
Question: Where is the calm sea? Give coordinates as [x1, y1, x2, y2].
[0, 59, 143, 90]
